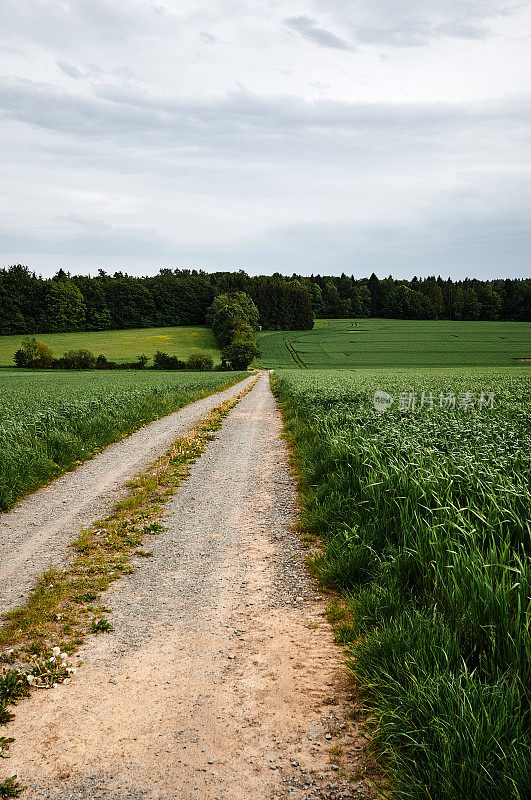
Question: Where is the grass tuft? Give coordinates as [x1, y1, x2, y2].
[0, 775, 25, 797]
[90, 618, 114, 634]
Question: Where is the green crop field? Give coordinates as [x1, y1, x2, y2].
[2, 319, 529, 370]
[256, 318, 531, 369]
[0, 325, 220, 366]
[273, 366, 531, 799]
[0, 370, 246, 511]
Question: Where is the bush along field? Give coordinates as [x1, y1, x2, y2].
[0, 370, 246, 511]
[273, 367, 531, 800]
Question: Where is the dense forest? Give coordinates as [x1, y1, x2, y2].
[0, 265, 529, 336]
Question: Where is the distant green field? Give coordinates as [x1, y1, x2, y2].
[2, 319, 528, 369]
[256, 318, 531, 369]
[0, 326, 220, 366]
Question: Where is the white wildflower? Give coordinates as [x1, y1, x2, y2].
[52, 646, 61, 656]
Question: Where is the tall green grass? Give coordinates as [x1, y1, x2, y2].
[273, 367, 531, 799]
[0, 370, 246, 510]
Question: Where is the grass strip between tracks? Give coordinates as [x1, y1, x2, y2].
[0, 376, 257, 796]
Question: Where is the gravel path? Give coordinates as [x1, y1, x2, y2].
[6, 374, 375, 800]
[0, 374, 255, 616]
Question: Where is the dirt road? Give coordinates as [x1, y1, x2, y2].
[5, 375, 373, 800]
[0, 374, 256, 615]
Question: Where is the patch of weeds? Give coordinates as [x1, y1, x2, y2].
[114, 564, 134, 575]
[0, 670, 29, 704]
[0, 706, 14, 727]
[0, 569, 68, 646]
[73, 591, 98, 604]
[0, 775, 26, 797]
[326, 598, 349, 624]
[0, 737, 14, 759]
[134, 550, 153, 557]
[26, 651, 71, 689]
[74, 531, 95, 554]
[141, 522, 164, 536]
[115, 491, 147, 511]
[329, 744, 343, 762]
[26, 641, 46, 657]
[346, 706, 362, 722]
[90, 618, 114, 634]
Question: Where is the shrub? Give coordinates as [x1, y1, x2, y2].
[13, 337, 54, 369]
[153, 351, 186, 370]
[95, 354, 108, 369]
[186, 352, 213, 371]
[221, 340, 260, 370]
[62, 349, 96, 370]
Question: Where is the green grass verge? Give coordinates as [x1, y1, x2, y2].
[0, 325, 219, 367]
[0, 370, 247, 511]
[273, 367, 531, 800]
[256, 319, 531, 369]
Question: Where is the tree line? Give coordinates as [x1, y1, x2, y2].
[0, 265, 529, 336]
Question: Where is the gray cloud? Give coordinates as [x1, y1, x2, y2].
[200, 31, 219, 44]
[317, 0, 527, 46]
[211, 213, 530, 279]
[1, 77, 529, 156]
[284, 16, 355, 51]
[0, 44, 27, 57]
[56, 60, 84, 80]
[0, 215, 173, 259]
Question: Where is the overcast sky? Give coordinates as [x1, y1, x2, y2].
[1, 0, 530, 279]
